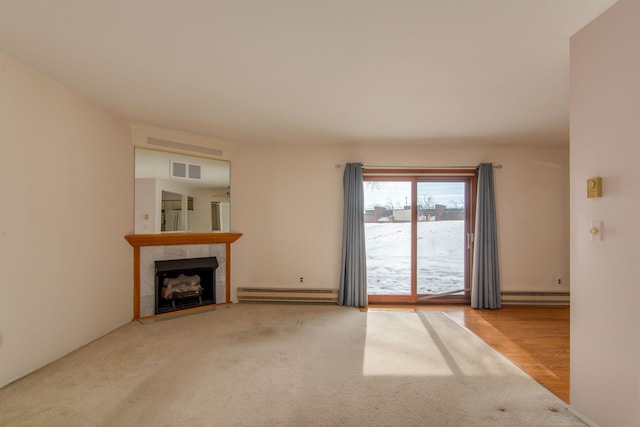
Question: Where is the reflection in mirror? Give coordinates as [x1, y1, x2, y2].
[134, 148, 230, 233]
[161, 191, 194, 231]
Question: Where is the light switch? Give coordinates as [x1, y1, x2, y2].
[589, 220, 602, 241]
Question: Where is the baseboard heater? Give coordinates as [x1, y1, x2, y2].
[237, 287, 339, 304]
[501, 291, 570, 306]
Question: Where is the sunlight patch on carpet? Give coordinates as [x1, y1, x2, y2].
[363, 310, 453, 376]
[363, 311, 517, 378]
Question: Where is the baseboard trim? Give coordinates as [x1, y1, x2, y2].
[568, 406, 601, 427]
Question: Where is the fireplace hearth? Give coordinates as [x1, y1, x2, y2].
[155, 257, 218, 314]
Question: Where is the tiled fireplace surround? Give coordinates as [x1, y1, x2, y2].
[125, 233, 242, 319]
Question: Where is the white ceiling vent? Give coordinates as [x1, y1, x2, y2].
[148, 137, 223, 157]
[171, 161, 202, 181]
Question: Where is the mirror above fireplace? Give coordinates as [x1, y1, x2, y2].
[134, 147, 230, 234]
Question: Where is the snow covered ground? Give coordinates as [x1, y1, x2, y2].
[366, 220, 465, 295]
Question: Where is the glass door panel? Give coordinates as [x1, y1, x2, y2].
[364, 181, 412, 295]
[416, 181, 466, 296]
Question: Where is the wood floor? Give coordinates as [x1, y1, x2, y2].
[368, 305, 570, 403]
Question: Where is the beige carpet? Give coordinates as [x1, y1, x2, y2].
[0, 304, 585, 426]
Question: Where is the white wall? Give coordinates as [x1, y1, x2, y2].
[570, 1, 640, 425]
[231, 145, 345, 293]
[230, 142, 569, 300]
[0, 51, 133, 387]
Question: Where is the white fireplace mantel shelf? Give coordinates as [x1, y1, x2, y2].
[125, 233, 242, 320]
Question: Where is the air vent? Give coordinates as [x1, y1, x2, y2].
[188, 164, 201, 180]
[171, 161, 202, 181]
[147, 137, 223, 157]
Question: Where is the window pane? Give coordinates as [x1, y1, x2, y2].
[364, 181, 412, 295]
[416, 182, 465, 295]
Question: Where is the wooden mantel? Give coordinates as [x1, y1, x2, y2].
[125, 233, 242, 320]
[125, 233, 242, 247]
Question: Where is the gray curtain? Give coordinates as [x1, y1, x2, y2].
[339, 163, 368, 307]
[471, 163, 501, 309]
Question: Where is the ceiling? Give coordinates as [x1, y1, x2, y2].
[0, 0, 617, 146]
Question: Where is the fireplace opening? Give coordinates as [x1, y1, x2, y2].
[155, 257, 218, 314]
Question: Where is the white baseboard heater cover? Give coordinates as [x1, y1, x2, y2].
[237, 287, 339, 304]
[501, 291, 570, 306]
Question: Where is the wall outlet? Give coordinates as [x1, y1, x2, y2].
[299, 277, 304, 284]
[556, 275, 563, 286]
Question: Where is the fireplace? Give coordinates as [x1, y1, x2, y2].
[155, 256, 218, 314]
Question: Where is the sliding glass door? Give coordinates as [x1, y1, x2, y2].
[364, 172, 476, 303]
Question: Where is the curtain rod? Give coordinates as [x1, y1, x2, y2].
[334, 164, 502, 169]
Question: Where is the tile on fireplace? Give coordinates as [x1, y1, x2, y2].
[140, 296, 155, 317]
[164, 245, 187, 259]
[186, 244, 210, 258]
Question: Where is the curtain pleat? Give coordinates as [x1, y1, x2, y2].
[339, 163, 368, 307]
[471, 163, 501, 309]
